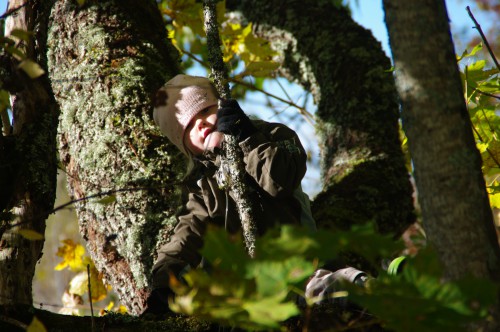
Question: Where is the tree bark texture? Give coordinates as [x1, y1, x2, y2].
[47, 0, 182, 314]
[0, 0, 58, 306]
[203, 0, 258, 257]
[383, 0, 500, 280]
[239, 0, 415, 236]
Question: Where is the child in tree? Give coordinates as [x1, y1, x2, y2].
[146, 74, 365, 314]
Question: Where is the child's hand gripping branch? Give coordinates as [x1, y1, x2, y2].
[215, 99, 257, 142]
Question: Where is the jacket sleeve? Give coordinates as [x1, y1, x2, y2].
[151, 190, 208, 290]
[239, 122, 307, 198]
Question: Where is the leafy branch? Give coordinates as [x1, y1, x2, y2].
[466, 6, 500, 71]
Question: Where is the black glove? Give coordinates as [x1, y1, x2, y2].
[216, 99, 257, 141]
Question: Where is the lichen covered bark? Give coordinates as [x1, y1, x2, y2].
[240, 0, 414, 235]
[0, 0, 58, 306]
[47, 0, 182, 314]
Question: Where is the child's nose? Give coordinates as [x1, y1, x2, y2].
[197, 118, 205, 128]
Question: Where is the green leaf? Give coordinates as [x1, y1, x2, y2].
[76, 0, 86, 7]
[5, 45, 26, 60]
[9, 29, 33, 41]
[18, 59, 45, 79]
[96, 195, 116, 205]
[26, 316, 47, 332]
[17, 229, 45, 240]
[242, 295, 299, 328]
[387, 256, 406, 275]
[250, 256, 314, 297]
[0, 36, 15, 46]
[200, 226, 249, 273]
[465, 61, 499, 85]
[0, 89, 10, 110]
[457, 43, 483, 61]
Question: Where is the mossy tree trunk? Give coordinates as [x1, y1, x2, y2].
[47, 0, 182, 315]
[383, 0, 500, 281]
[0, 0, 58, 307]
[239, 0, 415, 236]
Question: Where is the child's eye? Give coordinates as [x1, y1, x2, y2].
[201, 108, 209, 114]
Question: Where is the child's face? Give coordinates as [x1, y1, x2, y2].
[183, 105, 223, 156]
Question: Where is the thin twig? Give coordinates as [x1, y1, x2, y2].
[230, 77, 316, 126]
[469, 85, 500, 100]
[5, 185, 177, 231]
[466, 6, 500, 71]
[0, 0, 30, 20]
[87, 264, 96, 332]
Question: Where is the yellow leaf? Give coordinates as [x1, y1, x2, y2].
[89, 265, 108, 302]
[17, 229, 44, 240]
[69, 266, 108, 302]
[489, 192, 500, 209]
[55, 239, 86, 272]
[26, 316, 47, 332]
[239, 61, 279, 78]
[117, 305, 128, 313]
[69, 272, 88, 296]
[105, 301, 115, 311]
[18, 59, 45, 79]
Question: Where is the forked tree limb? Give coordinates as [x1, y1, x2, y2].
[202, 0, 257, 257]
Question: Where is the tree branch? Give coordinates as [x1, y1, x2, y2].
[466, 6, 500, 71]
[202, 0, 257, 257]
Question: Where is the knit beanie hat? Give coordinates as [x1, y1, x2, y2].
[153, 74, 219, 155]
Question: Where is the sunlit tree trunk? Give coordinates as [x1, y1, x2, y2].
[240, 0, 415, 236]
[47, 0, 182, 315]
[383, 0, 500, 281]
[0, 0, 58, 308]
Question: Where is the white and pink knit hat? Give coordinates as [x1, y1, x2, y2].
[153, 74, 218, 155]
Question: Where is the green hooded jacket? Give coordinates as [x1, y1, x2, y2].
[152, 120, 316, 289]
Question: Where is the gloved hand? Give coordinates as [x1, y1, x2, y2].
[304, 268, 367, 305]
[216, 99, 257, 141]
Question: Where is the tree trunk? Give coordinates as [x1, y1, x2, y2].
[0, 0, 58, 307]
[239, 0, 415, 236]
[46, 0, 182, 315]
[383, 0, 500, 280]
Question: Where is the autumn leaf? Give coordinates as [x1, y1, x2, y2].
[18, 59, 45, 79]
[17, 229, 45, 240]
[69, 265, 108, 302]
[59, 291, 83, 316]
[54, 239, 86, 272]
[26, 316, 47, 332]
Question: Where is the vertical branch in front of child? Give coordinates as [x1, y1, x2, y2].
[202, 0, 258, 257]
